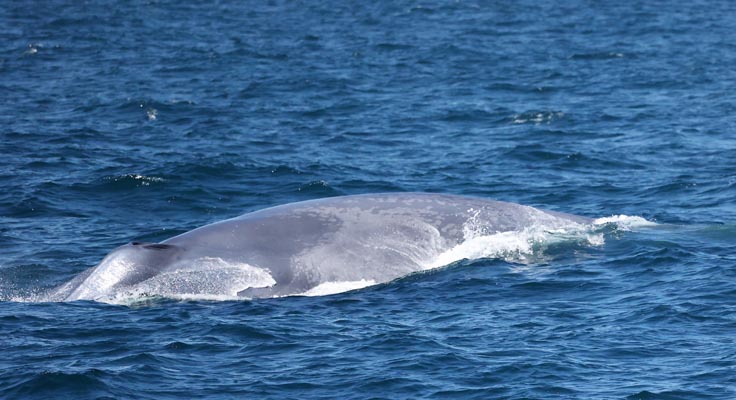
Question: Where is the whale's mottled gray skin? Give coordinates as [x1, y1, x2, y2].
[52, 193, 591, 301]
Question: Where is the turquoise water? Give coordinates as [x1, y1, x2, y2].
[2, 1, 736, 398]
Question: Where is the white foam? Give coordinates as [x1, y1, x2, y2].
[512, 111, 564, 124]
[24, 43, 40, 55]
[298, 279, 376, 297]
[100, 290, 244, 306]
[593, 215, 657, 230]
[422, 206, 607, 268]
[424, 214, 655, 270]
[92, 257, 276, 305]
[427, 224, 603, 269]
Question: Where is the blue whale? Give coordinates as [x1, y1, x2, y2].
[50, 193, 592, 302]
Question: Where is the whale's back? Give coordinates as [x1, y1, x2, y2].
[52, 193, 593, 301]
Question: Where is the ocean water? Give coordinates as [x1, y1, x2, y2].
[1, 0, 735, 398]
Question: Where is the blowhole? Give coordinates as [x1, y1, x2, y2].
[143, 244, 175, 250]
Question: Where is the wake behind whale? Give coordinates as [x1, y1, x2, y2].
[45, 193, 634, 303]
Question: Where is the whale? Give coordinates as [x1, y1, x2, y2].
[50, 193, 593, 302]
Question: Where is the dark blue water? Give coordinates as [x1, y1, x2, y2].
[2, 0, 736, 398]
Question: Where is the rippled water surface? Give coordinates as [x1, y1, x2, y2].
[2, 1, 736, 399]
